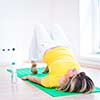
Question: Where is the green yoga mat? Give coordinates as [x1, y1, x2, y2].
[7, 67, 100, 97]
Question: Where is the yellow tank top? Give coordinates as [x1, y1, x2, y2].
[41, 47, 80, 88]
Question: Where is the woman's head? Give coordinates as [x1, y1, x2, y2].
[58, 72, 95, 93]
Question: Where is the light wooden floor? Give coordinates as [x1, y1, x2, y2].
[0, 63, 100, 100]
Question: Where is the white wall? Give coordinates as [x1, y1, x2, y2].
[51, 0, 80, 56]
[0, 0, 80, 63]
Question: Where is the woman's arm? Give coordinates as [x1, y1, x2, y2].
[22, 76, 42, 85]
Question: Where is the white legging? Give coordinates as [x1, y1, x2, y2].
[29, 24, 71, 61]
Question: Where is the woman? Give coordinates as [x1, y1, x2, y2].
[22, 24, 94, 93]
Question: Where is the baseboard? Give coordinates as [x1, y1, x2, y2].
[80, 62, 100, 70]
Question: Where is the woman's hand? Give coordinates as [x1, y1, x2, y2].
[22, 76, 29, 80]
[22, 76, 42, 85]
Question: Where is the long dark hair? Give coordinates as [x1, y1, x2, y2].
[58, 72, 95, 93]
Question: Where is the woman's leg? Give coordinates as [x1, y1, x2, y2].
[29, 26, 40, 61]
[29, 24, 54, 61]
[50, 24, 71, 48]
